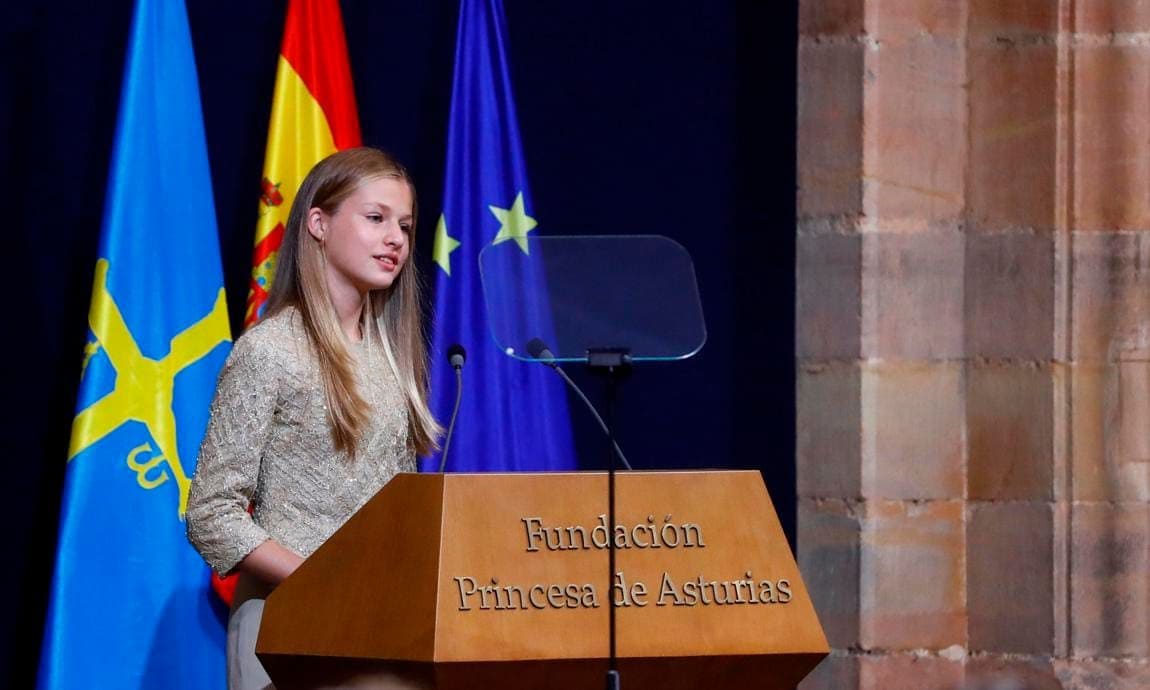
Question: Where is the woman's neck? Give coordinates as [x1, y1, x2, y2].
[327, 279, 366, 342]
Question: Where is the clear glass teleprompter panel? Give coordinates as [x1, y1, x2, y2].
[478, 235, 706, 363]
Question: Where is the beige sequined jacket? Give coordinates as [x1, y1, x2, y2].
[185, 306, 415, 575]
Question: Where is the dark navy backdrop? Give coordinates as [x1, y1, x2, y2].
[1, 1, 795, 684]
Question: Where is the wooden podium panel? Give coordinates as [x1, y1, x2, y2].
[257, 471, 827, 689]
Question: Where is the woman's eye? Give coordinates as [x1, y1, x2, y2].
[366, 214, 383, 223]
[400, 224, 412, 234]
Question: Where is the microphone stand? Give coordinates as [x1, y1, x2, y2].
[587, 347, 631, 690]
[527, 338, 632, 470]
[439, 346, 466, 473]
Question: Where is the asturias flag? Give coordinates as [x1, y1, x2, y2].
[426, 0, 577, 472]
[38, 0, 231, 688]
[245, 0, 362, 327]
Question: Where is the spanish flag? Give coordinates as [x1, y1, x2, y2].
[215, 0, 362, 604]
[245, 0, 362, 327]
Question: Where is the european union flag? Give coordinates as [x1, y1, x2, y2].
[38, 0, 231, 687]
[426, 0, 577, 472]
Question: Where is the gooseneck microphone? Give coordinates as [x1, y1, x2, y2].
[525, 337, 557, 365]
[447, 343, 466, 369]
[439, 344, 467, 472]
[526, 338, 634, 471]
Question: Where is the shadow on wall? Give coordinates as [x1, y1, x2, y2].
[1098, 259, 1150, 656]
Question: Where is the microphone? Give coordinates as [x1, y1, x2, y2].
[439, 344, 466, 472]
[526, 338, 633, 470]
[526, 337, 556, 366]
[447, 343, 467, 369]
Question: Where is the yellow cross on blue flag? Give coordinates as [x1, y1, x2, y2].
[426, 0, 577, 471]
[38, 0, 231, 687]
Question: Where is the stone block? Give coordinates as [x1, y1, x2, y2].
[798, 498, 862, 649]
[1053, 500, 1071, 655]
[799, 0, 864, 37]
[968, 43, 1058, 232]
[860, 361, 964, 499]
[858, 653, 964, 690]
[967, 502, 1055, 654]
[965, 233, 1055, 359]
[797, 233, 862, 360]
[798, 41, 865, 219]
[1071, 361, 1150, 502]
[798, 362, 862, 499]
[861, 232, 965, 360]
[968, 0, 1059, 39]
[1070, 232, 1150, 362]
[1071, 502, 1150, 657]
[863, 38, 966, 228]
[1055, 658, 1150, 690]
[1077, 1, 1150, 35]
[1074, 45, 1150, 231]
[859, 500, 966, 649]
[965, 654, 1062, 690]
[967, 362, 1054, 501]
[866, 0, 964, 42]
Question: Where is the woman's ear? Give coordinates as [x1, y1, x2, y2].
[306, 208, 326, 242]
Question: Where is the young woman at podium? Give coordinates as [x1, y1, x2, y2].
[186, 147, 441, 690]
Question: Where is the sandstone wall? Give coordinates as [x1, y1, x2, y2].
[796, 2, 1150, 688]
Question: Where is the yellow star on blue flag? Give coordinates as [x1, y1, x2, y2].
[433, 213, 462, 276]
[490, 191, 537, 254]
[426, 0, 576, 474]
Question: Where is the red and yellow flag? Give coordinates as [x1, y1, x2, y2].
[214, 0, 361, 605]
[245, 0, 362, 327]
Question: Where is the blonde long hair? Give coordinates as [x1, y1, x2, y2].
[265, 147, 441, 456]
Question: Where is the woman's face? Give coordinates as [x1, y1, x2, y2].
[310, 176, 413, 297]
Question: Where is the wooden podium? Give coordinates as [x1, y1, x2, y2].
[256, 471, 827, 689]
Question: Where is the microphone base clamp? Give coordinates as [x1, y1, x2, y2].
[586, 347, 632, 371]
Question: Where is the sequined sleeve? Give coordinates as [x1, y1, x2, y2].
[185, 331, 281, 575]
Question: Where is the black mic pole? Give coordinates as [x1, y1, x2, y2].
[528, 339, 629, 689]
[439, 344, 467, 473]
[587, 347, 631, 690]
[606, 368, 620, 690]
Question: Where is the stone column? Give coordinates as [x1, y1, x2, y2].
[796, 2, 1150, 688]
[1061, 3, 1150, 686]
